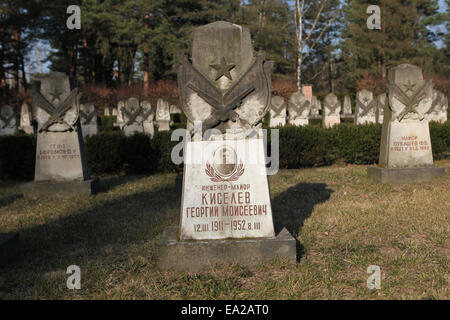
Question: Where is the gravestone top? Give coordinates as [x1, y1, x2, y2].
[323, 93, 341, 115]
[80, 103, 97, 125]
[122, 98, 143, 125]
[356, 89, 376, 117]
[178, 21, 273, 135]
[32, 73, 80, 132]
[0, 105, 17, 129]
[289, 92, 310, 117]
[387, 63, 433, 122]
[343, 95, 352, 114]
[271, 96, 286, 115]
[141, 100, 154, 122]
[156, 99, 170, 122]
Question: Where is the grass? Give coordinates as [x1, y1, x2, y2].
[0, 161, 449, 300]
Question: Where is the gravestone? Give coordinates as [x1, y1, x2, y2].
[355, 89, 377, 124]
[104, 107, 110, 116]
[159, 21, 295, 272]
[343, 95, 352, 115]
[426, 90, 447, 123]
[141, 100, 155, 137]
[288, 91, 310, 126]
[122, 98, 144, 136]
[156, 99, 171, 131]
[377, 93, 386, 124]
[322, 93, 341, 128]
[80, 103, 98, 137]
[0, 105, 18, 136]
[170, 104, 182, 114]
[22, 72, 98, 197]
[19, 103, 34, 134]
[269, 96, 287, 127]
[310, 96, 321, 118]
[114, 101, 125, 129]
[368, 64, 445, 183]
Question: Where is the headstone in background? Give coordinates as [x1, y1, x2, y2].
[310, 96, 321, 117]
[122, 97, 144, 136]
[355, 89, 377, 124]
[23, 72, 97, 197]
[19, 103, 34, 134]
[377, 93, 386, 124]
[156, 98, 170, 131]
[114, 101, 125, 129]
[426, 90, 447, 123]
[288, 91, 310, 126]
[170, 104, 182, 114]
[80, 103, 98, 138]
[302, 85, 313, 103]
[0, 105, 18, 136]
[104, 107, 110, 116]
[269, 96, 287, 127]
[343, 95, 352, 115]
[141, 100, 155, 137]
[160, 21, 295, 272]
[322, 93, 341, 128]
[368, 64, 445, 183]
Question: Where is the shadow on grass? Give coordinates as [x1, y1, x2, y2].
[1, 182, 179, 278]
[96, 174, 150, 193]
[0, 194, 23, 208]
[271, 182, 333, 261]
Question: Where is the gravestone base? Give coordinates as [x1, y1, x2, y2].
[0, 233, 20, 267]
[22, 178, 99, 198]
[158, 226, 296, 272]
[367, 166, 445, 184]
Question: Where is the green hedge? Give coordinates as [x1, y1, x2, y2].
[0, 122, 448, 180]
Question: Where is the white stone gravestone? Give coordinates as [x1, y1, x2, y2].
[159, 21, 295, 272]
[310, 96, 321, 118]
[426, 90, 447, 123]
[343, 95, 352, 116]
[368, 64, 445, 183]
[22, 72, 97, 197]
[122, 98, 144, 136]
[19, 103, 34, 134]
[288, 92, 310, 126]
[156, 98, 170, 131]
[0, 105, 18, 136]
[104, 107, 110, 116]
[141, 100, 155, 137]
[355, 89, 377, 124]
[80, 103, 98, 137]
[269, 96, 287, 127]
[377, 93, 386, 124]
[113, 101, 125, 129]
[322, 93, 341, 128]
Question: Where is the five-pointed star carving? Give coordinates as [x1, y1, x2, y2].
[210, 57, 236, 81]
[402, 80, 416, 94]
[50, 87, 62, 101]
[363, 97, 370, 104]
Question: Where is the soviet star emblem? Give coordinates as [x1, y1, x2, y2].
[210, 57, 236, 81]
[50, 87, 62, 102]
[402, 80, 416, 94]
[362, 97, 370, 104]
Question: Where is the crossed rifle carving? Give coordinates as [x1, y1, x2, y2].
[325, 101, 340, 115]
[32, 88, 79, 132]
[388, 80, 432, 121]
[0, 110, 16, 129]
[121, 105, 153, 125]
[356, 98, 377, 118]
[79, 109, 96, 124]
[271, 102, 286, 117]
[288, 101, 309, 118]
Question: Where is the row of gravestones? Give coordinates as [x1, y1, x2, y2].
[269, 89, 448, 128]
[0, 97, 181, 137]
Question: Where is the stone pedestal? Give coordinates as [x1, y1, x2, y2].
[367, 167, 445, 184]
[0, 233, 20, 267]
[22, 178, 99, 198]
[158, 226, 296, 272]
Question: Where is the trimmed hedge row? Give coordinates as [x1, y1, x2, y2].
[0, 122, 448, 180]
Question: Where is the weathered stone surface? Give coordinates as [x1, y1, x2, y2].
[19, 103, 34, 134]
[80, 103, 98, 137]
[426, 90, 447, 123]
[377, 93, 386, 124]
[370, 64, 444, 183]
[343, 95, 352, 115]
[288, 92, 310, 126]
[112, 107, 118, 117]
[181, 138, 274, 240]
[122, 98, 144, 136]
[367, 166, 445, 184]
[310, 96, 321, 117]
[0, 233, 20, 267]
[141, 100, 155, 137]
[270, 96, 286, 127]
[158, 226, 296, 272]
[355, 89, 377, 124]
[0, 105, 18, 136]
[104, 107, 110, 116]
[322, 93, 341, 128]
[155, 99, 170, 132]
[178, 21, 273, 135]
[114, 101, 125, 129]
[32, 73, 89, 184]
[170, 104, 182, 114]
